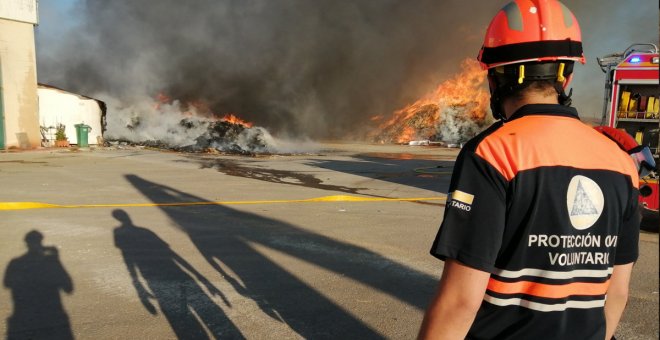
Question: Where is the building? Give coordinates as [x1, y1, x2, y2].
[0, 0, 40, 149]
[38, 84, 106, 146]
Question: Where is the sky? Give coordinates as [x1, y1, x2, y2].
[35, 0, 659, 137]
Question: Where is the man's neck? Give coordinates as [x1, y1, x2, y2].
[504, 95, 559, 119]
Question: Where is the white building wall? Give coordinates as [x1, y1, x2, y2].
[0, 19, 40, 149]
[38, 87, 104, 145]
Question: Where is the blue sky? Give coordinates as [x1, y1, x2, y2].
[35, 0, 78, 49]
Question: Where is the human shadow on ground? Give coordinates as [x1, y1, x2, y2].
[3, 230, 74, 340]
[305, 155, 455, 194]
[112, 209, 244, 339]
[126, 174, 439, 339]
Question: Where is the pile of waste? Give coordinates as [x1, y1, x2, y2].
[108, 116, 274, 155]
[194, 119, 272, 154]
[370, 59, 492, 145]
[372, 103, 440, 144]
[372, 102, 491, 145]
[101, 96, 287, 155]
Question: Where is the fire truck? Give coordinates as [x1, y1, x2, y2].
[598, 43, 659, 229]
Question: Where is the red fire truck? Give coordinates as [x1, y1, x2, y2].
[598, 43, 659, 229]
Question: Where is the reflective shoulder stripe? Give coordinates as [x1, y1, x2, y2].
[493, 267, 614, 280]
[484, 295, 606, 312]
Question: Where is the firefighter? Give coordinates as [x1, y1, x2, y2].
[419, 1, 640, 339]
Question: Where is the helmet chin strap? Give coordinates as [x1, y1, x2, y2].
[555, 82, 573, 107]
[489, 89, 506, 121]
[488, 75, 526, 121]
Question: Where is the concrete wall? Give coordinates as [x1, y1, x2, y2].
[38, 86, 104, 145]
[0, 19, 40, 149]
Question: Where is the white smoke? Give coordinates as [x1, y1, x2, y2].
[248, 130, 321, 154]
[436, 103, 492, 144]
[103, 95, 320, 154]
[104, 97, 208, 147]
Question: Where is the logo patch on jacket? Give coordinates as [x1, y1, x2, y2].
[448, 190, 474, 211]
[566, 175, 604, 230]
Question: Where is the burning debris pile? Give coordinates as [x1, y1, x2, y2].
[371, 59, 492, 145]
[191, 117, 269, 154]
[371, 103, 440, 144]
[104, 97, 285, 154]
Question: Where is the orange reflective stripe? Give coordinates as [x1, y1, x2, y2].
[487, 278, 610, 299]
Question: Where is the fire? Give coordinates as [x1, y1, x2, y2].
[221, 113, 253, 128]
[153, 92, 172, 110]
[372, 59, 490, 144]
[152, 93, 255, 127]
[155, 92, 171, 103]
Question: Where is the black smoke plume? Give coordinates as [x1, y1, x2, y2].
[37, 0, 658, 138]
[38, 0, 501, 138]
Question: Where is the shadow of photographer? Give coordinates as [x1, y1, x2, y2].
[3, 230, 74, 340]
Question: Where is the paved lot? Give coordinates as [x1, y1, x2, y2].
[0, 144, 657, 339]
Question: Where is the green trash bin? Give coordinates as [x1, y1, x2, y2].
[74, 123, 92, 147]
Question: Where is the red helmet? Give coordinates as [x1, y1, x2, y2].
[478, 0, 586, 70]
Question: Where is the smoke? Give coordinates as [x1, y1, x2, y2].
[436, 104, 491, 144]
[37, 0, 501, 139]
[103, 96, 320, 153]
[103, 98, 209, 147]
[36, 0, 658, 140]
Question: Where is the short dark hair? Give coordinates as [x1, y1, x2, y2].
[507, 80, 558, 102]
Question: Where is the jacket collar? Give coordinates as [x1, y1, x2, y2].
[508, 104, 580, 121]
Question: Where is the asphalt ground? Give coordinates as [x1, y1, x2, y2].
[0, 143, 657, 339]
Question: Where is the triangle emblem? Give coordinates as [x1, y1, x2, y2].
[570, 180, 598, 216]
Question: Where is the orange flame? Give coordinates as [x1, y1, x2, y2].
[222, 113, 253, 128]
[152, 93, 255, 127]
[153, 92, 172, 110]
[373, 59, 489, 143]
